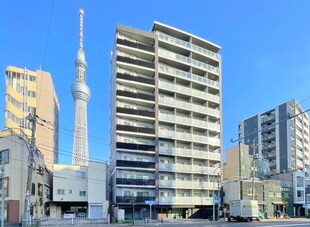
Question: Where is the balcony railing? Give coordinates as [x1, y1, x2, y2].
[116, 196, 155, 203]
[158, 80, 220, 103]
[159, 163, 220, 174]
[158, 48, 220, 75]
[116, 178, 155, 186]
[158, 128, 220, 145]
[159, 147, 221, 160]
[116, 160, 155, 169]
[159, 64, 219, 88]
[159, 196, 213, 205]
[158, 97, 220, 118]
[158, 113, 220, 132]
[156, 31, 220, 61]
[159, 180, 213, 190]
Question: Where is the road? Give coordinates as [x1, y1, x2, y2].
[120, 218, 310, 227]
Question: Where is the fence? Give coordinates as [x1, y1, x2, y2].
[4, 218, 108, 227]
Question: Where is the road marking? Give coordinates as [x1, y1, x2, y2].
[262, 223, 310, 227]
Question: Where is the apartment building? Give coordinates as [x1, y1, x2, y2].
[4, 66, 59, 170]
[110, 22, 222, 219]
[238, 99, 310, 175]
[0, 131, 48, 223]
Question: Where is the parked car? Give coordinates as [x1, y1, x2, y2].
[64, 211, 76, 219]
[76, 212, 87, 218]
[76, 208, 87, 218]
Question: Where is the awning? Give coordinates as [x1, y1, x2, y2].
[272, 201, 284, 205]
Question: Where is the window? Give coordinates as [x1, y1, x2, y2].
[68, 189, 72, 194]
[0, 178, 9, 197]
[124, 191, 131, 197]
[297, 190, 304, 199]
[38, 183, 43, 197]
[79, 191, 86, 196]
[0, 204, 7, 221]
[0, 150, 9, 164]
[31, 183, 35, 196]
[297, 176, 304, 187]
[137, 191, 149, 197]
[28, 91, 36, 98]
[28, 75, 36, 82]
[76, 171, 86, 179]
[57, 189, 65, 195]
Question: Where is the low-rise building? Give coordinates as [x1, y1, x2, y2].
[0, 131, 47, 223]
[50, 162, 109, 219]
[271, 171, 305, 216]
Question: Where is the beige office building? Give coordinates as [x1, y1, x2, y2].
[4, 66, 59, 170]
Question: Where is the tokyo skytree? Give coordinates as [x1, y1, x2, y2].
[71, 9, 90, 166]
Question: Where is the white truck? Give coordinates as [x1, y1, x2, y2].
[228, 200, 263, 222]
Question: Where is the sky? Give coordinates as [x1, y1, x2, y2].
[1, 0, 310, 164]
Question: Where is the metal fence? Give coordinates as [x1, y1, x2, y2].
[3, 218, 109, 227]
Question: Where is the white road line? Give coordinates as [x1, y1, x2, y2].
[261, 223, 310, 227]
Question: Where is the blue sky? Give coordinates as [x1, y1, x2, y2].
[1, 0, 310, 164]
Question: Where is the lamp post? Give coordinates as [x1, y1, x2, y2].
[212, 163, 221, 222]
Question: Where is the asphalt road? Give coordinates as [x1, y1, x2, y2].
[123, 219, 310, 227]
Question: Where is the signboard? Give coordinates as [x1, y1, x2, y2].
[214, 195, 219, 202]
[145, 200, 156, 205]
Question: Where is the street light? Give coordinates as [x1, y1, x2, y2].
[212, 163, 221, 222]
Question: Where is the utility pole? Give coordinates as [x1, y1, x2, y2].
[23, 110, 37, 226]
[251, 138, 260, 201]
[217, 173, 220, 221]
[1, 153, 5, 227]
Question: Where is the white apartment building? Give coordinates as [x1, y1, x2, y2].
[239, 99, 310, 175]
[51, 162, 109, 219]
[110, 22, 222, 219]
[0, 131, 48, 223]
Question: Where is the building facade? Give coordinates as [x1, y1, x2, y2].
[0, 132, 47, 223]
[238, 99, 310, 175]
[110, 22, 222, 219]
[51, 162, 109, 219]
[4, 66, 59, 170]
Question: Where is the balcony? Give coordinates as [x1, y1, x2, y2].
[158, 80, 220, 103]
[117, 56, 155, 69]
[158, 97, 220, 118]
[117, 90, 155, 102]
[116, 38, 155, 52]
[116, 178, 155, 186]
[157, 31, 220, 61]
[116, 124, 155, 135]
[158, 113, 220, 132]
[117, 72, 155, 85]
[158, 146, 220, 160]
[159, 163, 220, 174]
[158, 48, 219, 75]
[116, 160, 155, 169]
[159, 196, 213, 205]
[158, 64, 219, 88]
[159, 180, 213, 190]
[117, 107, 155, 118]
[116, 142, 155, 151]
[159, 129, 175, 139]
[116, 196, 155, 203]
